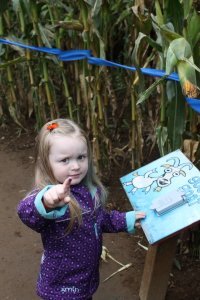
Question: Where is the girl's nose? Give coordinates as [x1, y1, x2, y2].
[71, 160, 80, 170]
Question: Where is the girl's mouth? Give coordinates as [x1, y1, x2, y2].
[70, 174, 80, 178]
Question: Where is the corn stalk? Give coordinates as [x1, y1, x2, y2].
[0, 0, 199, 175]
[134, 0, 200, 156]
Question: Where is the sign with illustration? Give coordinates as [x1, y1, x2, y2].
[120, 149, 200, 244]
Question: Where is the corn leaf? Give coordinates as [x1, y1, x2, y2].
[165, 45, 178, 74]
[8, 105, 26, 131]
[165, 0, 184, 33]
[187, 11, 200, 48]
[180, 0, 193, 20]
[38, 23, 54, 47]
[134, 32, 162, 53]
[180, 57, 200, 74]
[91, 0, 102, 18]
[56, 20, 83, 31]
[166, 37, 196, 81]
[155, 0, 164, 25]
[137, 75, 168, 105]
[156, 126, 168, 156]
[160, 25, 182, 42]
[166, 81, 185, 150]
[0, 57, 26, 68]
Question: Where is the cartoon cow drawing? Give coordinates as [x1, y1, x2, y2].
[123, 169, 158, 194]
[123, 157, 192, 194]
[155, 157, 193, 191]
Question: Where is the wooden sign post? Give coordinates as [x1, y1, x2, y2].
[139, 235, 178, 300]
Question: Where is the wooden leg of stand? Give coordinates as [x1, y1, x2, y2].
[139, 235, 178, 300]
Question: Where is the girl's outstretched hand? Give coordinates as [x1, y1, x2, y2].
[135, 211, 146, 229]
[42, 178, 72, 209]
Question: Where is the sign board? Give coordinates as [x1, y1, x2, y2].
[120, 149, 200, 244]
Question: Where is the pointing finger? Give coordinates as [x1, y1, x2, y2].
[62, 177, 72, 194]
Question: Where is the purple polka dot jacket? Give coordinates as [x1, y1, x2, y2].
[17, 183, 136, 300]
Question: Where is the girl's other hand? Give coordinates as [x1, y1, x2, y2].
[43, 177, 72, 209]
[135, 211, 146, 229]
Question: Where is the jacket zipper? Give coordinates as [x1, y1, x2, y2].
[94, 222, 98, 239]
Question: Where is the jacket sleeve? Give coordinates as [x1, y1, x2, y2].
[100, 209, 136, 234]
[17, 186, 68, 233]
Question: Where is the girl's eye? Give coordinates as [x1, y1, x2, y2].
[78, 155, 86, 160]
[61, 158, 70, 163]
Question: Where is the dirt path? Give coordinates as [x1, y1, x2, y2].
[0, 128, 200, 300]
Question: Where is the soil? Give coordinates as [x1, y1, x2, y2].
[0, 124, 200, 300]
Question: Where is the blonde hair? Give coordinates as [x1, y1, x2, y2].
[35, 118, 107, 232]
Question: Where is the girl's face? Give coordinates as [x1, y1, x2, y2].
[49, 134, 88, 185]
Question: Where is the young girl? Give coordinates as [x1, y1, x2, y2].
[17, 118, 145, 300]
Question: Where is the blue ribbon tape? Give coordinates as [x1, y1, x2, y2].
[0, 38, 199, 113]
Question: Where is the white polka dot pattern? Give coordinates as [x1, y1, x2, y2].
[17, 184, 127, 299]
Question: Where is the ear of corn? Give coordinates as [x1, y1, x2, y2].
[166, 37, 199, 98]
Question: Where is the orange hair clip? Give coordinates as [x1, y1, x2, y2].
[47, 122, 59, 131]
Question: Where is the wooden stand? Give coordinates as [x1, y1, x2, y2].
[139, 235, 178, 300]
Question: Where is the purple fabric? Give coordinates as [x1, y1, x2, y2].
[17, 184, 127, 299]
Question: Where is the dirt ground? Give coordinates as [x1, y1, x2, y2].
[0, 125, 200, 300]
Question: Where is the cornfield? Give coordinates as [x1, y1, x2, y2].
[0, 0, 199, 174]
